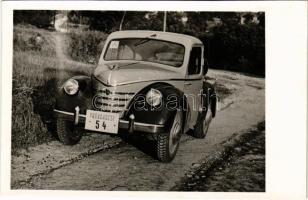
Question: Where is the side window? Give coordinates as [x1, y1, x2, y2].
[188, 47, 202, 75]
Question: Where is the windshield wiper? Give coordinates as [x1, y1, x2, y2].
[134, 34, 157, 47]
[134, 38, 150, 47]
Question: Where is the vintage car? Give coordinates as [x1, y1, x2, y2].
[54, 30, 217, 162]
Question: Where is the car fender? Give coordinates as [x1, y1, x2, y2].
[55, 75, 93, 114]
[124, 82, 185, 130]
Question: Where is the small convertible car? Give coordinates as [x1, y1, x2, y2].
[54, 30, 217, 162]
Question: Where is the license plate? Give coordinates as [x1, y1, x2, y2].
[85, 110, 119, 134]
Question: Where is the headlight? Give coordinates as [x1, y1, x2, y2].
[146, 88, 162, 107]
[63, 79, 79, 95]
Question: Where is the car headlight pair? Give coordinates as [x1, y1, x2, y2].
[146, 88, 162, 107]
[64, 79, 161, 106]
[63, 79, 79, 95]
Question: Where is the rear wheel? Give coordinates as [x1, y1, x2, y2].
[157, 110, 183, 162]
[56, 118, 83, 145]
[193, 105, 213, 139]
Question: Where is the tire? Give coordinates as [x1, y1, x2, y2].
[210, 92, 217, 118]
[193, 104, 213, 139]
[157, 110, 183, 162]
[56, 118, 83, 145]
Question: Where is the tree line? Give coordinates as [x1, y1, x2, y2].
[14, 10, 265, 76]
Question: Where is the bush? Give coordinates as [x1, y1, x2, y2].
[13, 25, 56, 56]
[199, 23, 265, 77]
[67, 29, 108, 64]
[14, 10, 55, 29]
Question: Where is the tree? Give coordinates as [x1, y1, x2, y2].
[67, 11, 123, 33]
[243, 13, 254, 24]
[14, 10, 55, 28]
[146, 12, 165, 31]
[166, 12, 185, 33]
[121, 11, 150, 30]
[257, 12, 265, 26]
[210, 12, 241, 26]
[184, 12, 212, 35]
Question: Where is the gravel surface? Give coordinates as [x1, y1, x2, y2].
[175, 122, 265, 192]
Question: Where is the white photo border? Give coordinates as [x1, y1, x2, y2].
[1, 1, 307, 200]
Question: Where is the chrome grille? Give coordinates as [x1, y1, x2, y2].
[93, 89, 135, 117]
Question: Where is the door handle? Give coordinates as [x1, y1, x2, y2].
[184, 83, 192, 86]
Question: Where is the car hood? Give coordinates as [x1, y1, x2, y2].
[93, 62, 182, 86]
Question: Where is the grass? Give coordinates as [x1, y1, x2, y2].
[13, 25, 56, 57]
[12, 26, 94, 153]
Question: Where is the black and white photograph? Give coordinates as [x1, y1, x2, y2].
[10, 9, 265, 191]
[0, 1, 307, 199]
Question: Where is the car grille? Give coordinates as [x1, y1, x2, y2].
[93, 89, 135, 118]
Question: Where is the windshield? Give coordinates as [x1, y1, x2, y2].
[103, 38, 185, 67]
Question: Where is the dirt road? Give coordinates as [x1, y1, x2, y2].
[54, 13, 68, 33]
[175, 121, 265, 192]
[52, 31, 94, 86]
[12, 70, 265, 191]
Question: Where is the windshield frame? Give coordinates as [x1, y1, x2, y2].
[102, 37, 186, 68]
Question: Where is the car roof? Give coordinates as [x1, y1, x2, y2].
[108, 30, 203, 46]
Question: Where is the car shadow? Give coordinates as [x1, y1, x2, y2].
[185, 129, 196, 137]
[31, 75, 58, 139]
[119, 131, 158, 160]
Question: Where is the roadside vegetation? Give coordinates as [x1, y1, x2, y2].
[67, 29, 107, 64]
[12, 25, 94, 153]
[13, 25, 55, 56]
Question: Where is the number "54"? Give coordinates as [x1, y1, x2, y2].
[96, 120, 106, 130]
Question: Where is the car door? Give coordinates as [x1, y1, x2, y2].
[184, 45, 204, 129]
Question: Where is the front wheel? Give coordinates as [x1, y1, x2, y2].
[56, 118, 83, 145]
[157, 110, 183, 162]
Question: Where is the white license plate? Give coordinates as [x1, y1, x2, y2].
[85, 110, 119, 134]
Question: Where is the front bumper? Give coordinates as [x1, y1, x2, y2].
[53, 108, 165, 134]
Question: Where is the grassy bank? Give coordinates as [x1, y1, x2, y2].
[13, 25, 56, 56]
[12, 27, 94, 153]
